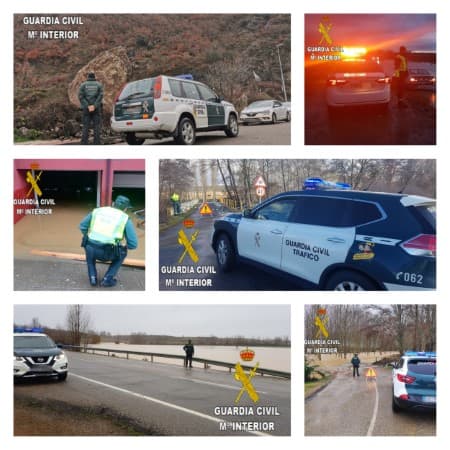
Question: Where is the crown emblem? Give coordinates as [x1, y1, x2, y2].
[317, 308, 327, 315]
[240, 347, 255, 362]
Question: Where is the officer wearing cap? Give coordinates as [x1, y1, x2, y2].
[78, 72, 104, 144]
[79, 195, 138, 287]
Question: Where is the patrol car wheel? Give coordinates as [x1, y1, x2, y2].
[225, 114, 239, 137]
[272, 113, 277, 124]
[176, 117, 196, 145]
[58, 372, 68, 381]
[324, 270, 378, 291]
[216, 234, 235, 272]
[125, 133, 145, 145]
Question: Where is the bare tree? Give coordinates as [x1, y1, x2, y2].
[66, 305, 91, 348]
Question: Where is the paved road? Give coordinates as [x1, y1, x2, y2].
[14, 258, 145, 291]
[159, 209, 301, 290]
[23, 121, 291, 146]
[305, 364, 435, 436]
[15, 351, 290, 436]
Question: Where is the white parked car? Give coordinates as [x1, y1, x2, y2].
[326, 60, 391, 110]
[240, 100, 290, 125]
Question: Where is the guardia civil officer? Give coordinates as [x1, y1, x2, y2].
[78, 72, 104, 144]
[79, 195, 138, 287]
[393, 46, 409, 108]
[351, 353, 361, 377]
[183, 339, 195, 368]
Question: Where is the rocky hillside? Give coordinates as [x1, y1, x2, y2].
[14, 14, 291, 140]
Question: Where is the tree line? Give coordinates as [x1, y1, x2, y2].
[304, 304, 436, 357]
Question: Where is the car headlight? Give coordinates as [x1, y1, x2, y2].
[55, 352, 66, 360]
[14, 356, 25, 362]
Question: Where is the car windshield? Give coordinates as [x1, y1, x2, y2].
[248, 101, 273, 108]
[118, 78, 155, 101]
[331, 60, 384, 74]
[407, 359, 436, 375]
[14, 335, 56, 349]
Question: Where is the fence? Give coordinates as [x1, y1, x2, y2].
[63, 345, 290, 379]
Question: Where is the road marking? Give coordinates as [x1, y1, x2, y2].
[171, 376, 268, 394]
[70, 373, 270, 436]
[366, 380, 379, 436]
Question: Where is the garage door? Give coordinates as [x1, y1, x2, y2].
[113, 172, 145, 188]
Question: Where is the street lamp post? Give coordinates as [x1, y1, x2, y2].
[276, 43, 288, 102]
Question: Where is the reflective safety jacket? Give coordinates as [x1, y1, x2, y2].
[394, 54, 408, 78]
[171, 193, 180, 202]
[88, 207, 129, 245]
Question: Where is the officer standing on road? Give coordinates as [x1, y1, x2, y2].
[183, 339, 195, 368]
[170, 192, 181, 215]
[393, 46, 409, 108]
[78, 72, 104, 144]
[351, 353, 361, 377]
[79, 195, 138, 287]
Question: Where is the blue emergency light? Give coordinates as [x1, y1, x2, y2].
[303, 177, 352, 191]
[404, 351, 436, 357]
[14, 327, 44, 333]
[175, 74, 194, 80]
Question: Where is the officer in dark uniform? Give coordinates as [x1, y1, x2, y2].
[351, 353, 361, 377]
[183, 340, 195, 368]
[78, 72, 104, 144]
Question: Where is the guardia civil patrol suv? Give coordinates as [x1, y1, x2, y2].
[391, 351, 436, 412]
[14, 328, 68, 381]
[111, 74, 239, 145]
[211, 178, 436, 290]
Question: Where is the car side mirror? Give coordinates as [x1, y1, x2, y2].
[243, 208, 253, 218]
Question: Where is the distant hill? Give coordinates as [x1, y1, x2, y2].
[14, 14, 291, 140]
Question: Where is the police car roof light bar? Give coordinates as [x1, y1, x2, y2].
[404, 350, 436, 357]
[303, 177, 352, 191]
[14, 327, 44, 333]
[175, 74, 194, 80]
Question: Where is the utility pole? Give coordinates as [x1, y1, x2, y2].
[276, 43, 288, 102]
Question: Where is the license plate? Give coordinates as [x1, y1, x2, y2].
[32, 365, 52, 373]
[423, 396, 436, 403]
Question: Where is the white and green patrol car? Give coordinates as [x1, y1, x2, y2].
[111, 74, 239, 145]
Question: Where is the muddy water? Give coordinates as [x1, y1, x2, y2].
[88, 343, 290, 372]
[14, 204, 145, 259]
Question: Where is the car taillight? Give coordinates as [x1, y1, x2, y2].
[399, 394, 410, 400]
[431, 77, 436, 83]
[401, 234, 436, 257]
[114, 83, 127, 103]
[397, 374, 416, 384]
[409, 77, 417, 82]
[327, 79, 347, 86]
[377, 77, 390, 84]
[154, 76, 162, 99]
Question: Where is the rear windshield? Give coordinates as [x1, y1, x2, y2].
[407, 359, 436, 375]
[14, 335, 56, 349]
[118, 78, 156, 101]
[414, 205, 436, 230]
[331, 61, 384, 74]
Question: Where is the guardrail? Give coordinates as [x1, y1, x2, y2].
[62, 345, 290, 379]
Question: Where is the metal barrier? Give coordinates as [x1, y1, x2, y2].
[62, 345, 290, 379]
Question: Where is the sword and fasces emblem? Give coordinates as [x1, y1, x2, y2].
[178, 229, 199, 263]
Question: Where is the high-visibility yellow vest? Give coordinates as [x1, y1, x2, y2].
[171, 193, 180, 202]
[394, 54, 408, 77]
[88, 207, 128, 244]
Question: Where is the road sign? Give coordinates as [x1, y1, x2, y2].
[199, 202, 213, 215]
[254, 175, 266, 188]
[256, 186, 266, 197]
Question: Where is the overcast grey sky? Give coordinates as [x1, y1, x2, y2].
[14, 305, 290, 338]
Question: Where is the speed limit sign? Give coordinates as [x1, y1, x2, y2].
[256, 186, 266, 197]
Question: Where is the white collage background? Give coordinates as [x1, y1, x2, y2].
[3, 0, 448, 449]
